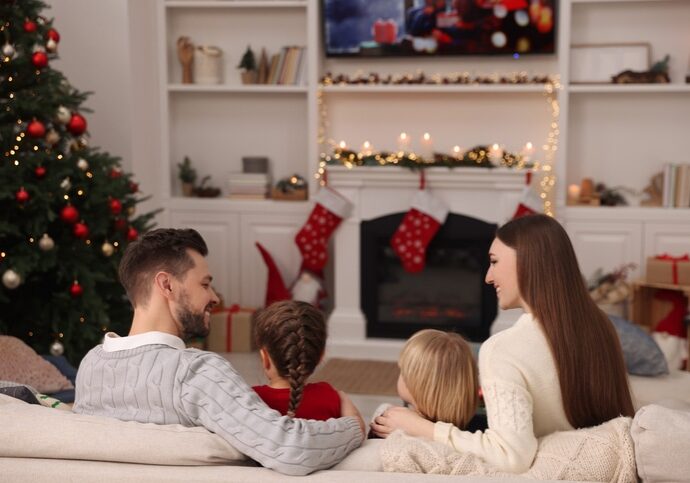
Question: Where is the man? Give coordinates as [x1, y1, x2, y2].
[73, 228, 364, 476]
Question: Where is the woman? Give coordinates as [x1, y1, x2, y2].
[371, 214, 634, 473]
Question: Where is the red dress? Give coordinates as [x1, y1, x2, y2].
[253, 381, 341, 420]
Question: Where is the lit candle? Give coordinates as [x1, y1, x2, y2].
[521, 141, 535, 162]
[397, 132, 410, 152]
[420, 132, 434, 160]
[567, 184, 581, 205]
[361, 140, 373, 156]
[452, 145, 464, 159]
[488, 143, 503, 164]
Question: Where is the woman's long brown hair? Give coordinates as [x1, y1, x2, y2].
[496, 215, 634, 428]
[253, 300, 327, 417]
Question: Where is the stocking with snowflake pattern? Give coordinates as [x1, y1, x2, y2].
[295, 186, 352, 272]
[390, 189, 449, 273]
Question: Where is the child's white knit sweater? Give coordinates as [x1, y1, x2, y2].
[433, 313, 573, 473]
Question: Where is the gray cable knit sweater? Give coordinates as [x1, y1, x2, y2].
[73, 344, 362, 476]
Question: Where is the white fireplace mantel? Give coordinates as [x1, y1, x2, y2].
[325, 166, 527, 361]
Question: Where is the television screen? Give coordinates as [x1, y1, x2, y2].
[323, 0, 556, 57]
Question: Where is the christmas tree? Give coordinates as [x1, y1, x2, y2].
[0, 0, 156, 364]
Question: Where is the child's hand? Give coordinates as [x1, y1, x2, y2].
[370, 406, 434, 440]
[339, 390, 366, 442]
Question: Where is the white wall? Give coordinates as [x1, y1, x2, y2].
[46, 0, 161, 213]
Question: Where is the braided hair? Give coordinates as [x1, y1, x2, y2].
[253, 300, 327, 417]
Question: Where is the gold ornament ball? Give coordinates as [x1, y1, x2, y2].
[101, 241, 115, 257]
[46, 38, 58, 53]
[38, 233, 55, 251]
[56, 106, 71, 124]
[49, 340, 64, 357]
[2, 269, 21, 289]
[46, 129, 60, 145]
[127, 205, 136, 216]
[77, 158, 89, 171]
[60, 177, 71, 190]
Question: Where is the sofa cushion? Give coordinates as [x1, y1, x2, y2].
[0, 394, 247, 465]
[0, 336, 74, 393]
[631, 401, 690, 482]
[608, 315, 669, 376]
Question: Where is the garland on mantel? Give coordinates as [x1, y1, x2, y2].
[315, 75, 561, 216]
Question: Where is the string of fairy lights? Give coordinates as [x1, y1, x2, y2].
[315, 73, 561, 217]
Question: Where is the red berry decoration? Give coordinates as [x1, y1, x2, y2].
[34, 166, 46, 178]
[109, 198, 123, 215]
[27, 119, 46, 138]
[69, 281, 83, 298]
[23, 20, 37, 33]
[114, 217, 127, 231]
[15, 187, 30, 203]
[60, 205, 79, 224]
[67, 113, 87, 135]
[73, 222, 89, 239]
[46, 28, 60, 42]
[126, 227, 139, 241]
[32, 51, 48, 68]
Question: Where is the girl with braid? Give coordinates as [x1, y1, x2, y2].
[252, 300, 344, 420]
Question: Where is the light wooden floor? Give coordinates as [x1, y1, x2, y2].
[222, 351, 401, 422]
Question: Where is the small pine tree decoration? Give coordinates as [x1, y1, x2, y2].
[0, 0, 157, 363]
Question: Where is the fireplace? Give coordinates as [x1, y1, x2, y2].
[361, 212, 497, 342]
[325, 166, 525, 360]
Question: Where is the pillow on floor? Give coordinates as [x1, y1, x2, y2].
[608, 315, 669, 377]
[0, 336, 73, 393]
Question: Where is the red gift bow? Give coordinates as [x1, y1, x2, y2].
[655, 253, 690, 285]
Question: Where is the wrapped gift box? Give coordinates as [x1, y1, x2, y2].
[646, 255, 690, 286]
[207, 305, 256, 353]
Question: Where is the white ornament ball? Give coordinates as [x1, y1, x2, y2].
[60, 177, 71, 190]
[46, 38, 58, 53]
[56, 106, 71, 124]
[2, 269, 21, 289]
[49, 340, 64, 357]
[101, 241, 115, 257]
[39, 233, 55, 251]
[2, 43, 15, 58]
[77, 158, 89, 171]
[46, 129, 60, 145]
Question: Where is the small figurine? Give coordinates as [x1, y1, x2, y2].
[177, 36, 195, 84]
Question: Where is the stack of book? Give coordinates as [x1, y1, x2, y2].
[266, 46, 306, 85]
[662, 163, 690, 208]
[227, 173, 271, 200]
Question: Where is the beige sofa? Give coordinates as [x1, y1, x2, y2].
[2, 371, 690, 483]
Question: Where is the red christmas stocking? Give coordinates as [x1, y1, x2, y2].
[390, 190, 449, 273]
[512, 171, 542, 219]
[255, 242, 291, 307]
[295, 186, 352, 272]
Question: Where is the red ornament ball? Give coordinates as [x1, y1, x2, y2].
[27, 119, 46, 138]
[69, 281, 83, 298]
[23, 20, 37, 33]
[126, 227, 139, 241]
[60, 205, 79, 224]
[32, 51, 48, 68]
[15, 187, 29, 203]
[34, 166, 46, 178]
[46, 28, 60, 42]
[73, 222, 89, 239]
[129, 181, 139, 193]
[109, 198, 123, 215]
[109, 168, 122, 179]
[67, 113, 87, 135]
[114, 217, 127, 231]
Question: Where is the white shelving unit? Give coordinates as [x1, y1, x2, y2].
[155, 0, 690, 304]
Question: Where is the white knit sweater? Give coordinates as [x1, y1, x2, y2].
[433, 313, 573, 473]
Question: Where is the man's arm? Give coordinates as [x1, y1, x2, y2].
[177, 352, 363, 476]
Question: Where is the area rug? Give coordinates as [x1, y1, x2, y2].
[312, 358, 399, 396]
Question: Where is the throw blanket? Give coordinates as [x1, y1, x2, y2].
[381, 417, 636, 483]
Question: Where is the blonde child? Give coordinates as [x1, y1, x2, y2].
[376, 329, 478, 433]
[252, 300, 344, 420]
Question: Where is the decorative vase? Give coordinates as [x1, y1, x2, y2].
[194, 45, 223, 84]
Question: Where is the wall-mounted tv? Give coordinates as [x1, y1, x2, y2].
[323, 0, 556, 57]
